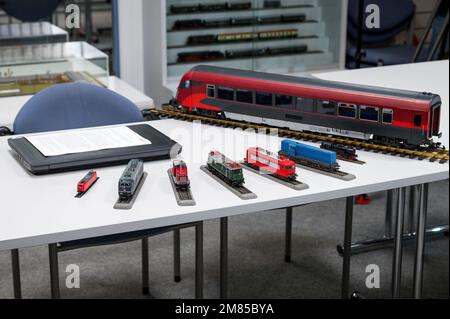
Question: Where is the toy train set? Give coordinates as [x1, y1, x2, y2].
[170, 2, 252, 14]
[118, 159, 144, 201]
[244, 147, 297, 181]
[176, 45, 308, 63]
[207, 150, 245, 187]
[172, 14, 306, 30]
[171, 65, 442, 150]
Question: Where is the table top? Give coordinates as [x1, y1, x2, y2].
[1, 61, 449, 251]
[0, 118, 448, 251]
[0, 76, 155, 130]
[314, 60, 449, 149]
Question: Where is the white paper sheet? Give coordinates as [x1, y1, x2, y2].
[25, 126, 151, 157]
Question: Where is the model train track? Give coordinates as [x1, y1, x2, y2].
[148, 106, 449, 164]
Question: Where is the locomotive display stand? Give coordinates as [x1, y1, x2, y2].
[239, 161, 309, 191]
[279, 151, 356, 181]
[167, 169, 196, 206]
[200, 165, 257, 200]
[114, 172, 148, 210]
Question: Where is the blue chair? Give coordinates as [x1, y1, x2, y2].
[0, 0, 61, 21]
[12, 82, 203, 298]
[346, 0, 425, 67]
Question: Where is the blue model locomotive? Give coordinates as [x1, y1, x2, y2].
[118, 159, 144, 200]
[280, 139, 340, 171]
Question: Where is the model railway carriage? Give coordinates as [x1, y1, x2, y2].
[320, 142, 358, 161]
[77, 170, 97, 192]
[280, 140, 339, 171]
[207, 151, 245, 187]
[118, 159, 144, 200]
[245, 147, 297, 180]
[170, 2, 252, 14]
[171, 160, 190, 190]
[173, 65, 441, 148]
[187, 29, 298, 45]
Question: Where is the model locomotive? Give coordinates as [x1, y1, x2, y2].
[77, 170, 98, 193]
[320, 142, 358, 161]
[280, 140, 340, 172]
[172, 14, 306, 30]
[245, 147, 297, 180]
[207, 150, 245, 187]
[173, 65, 442, 148]
[118, 159, 144, 200]
[171, 160, 190, 190]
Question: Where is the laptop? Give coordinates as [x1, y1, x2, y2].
[8, 124, 182, 175]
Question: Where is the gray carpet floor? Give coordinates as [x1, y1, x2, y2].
[0, 180, 448, 299]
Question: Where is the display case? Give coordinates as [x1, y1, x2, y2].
[0, 22, 68, 47]
[117, 0, 346, 105]
[166, 0, 346, 82]
[0, 41, 109, 97]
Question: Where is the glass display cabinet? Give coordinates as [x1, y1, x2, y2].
[0, 22, 68, 47]
[166, 0, 346, 79]
[0, 41, 109, 97]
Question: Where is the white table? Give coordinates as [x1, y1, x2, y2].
[0, 76, 155, 130]
[1, 62, 448, 299]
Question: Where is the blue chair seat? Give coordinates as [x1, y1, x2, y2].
[347, 45, 429, 66]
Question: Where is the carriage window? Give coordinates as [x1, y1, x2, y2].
[206, 85, 215, 98]
[382, 109, 393, 124]
[275, 94, 293, 108]
[180, 80, 190, 89]
[217, 87, 234, 100]
[414, 114, 422, 127]
[338, 103, 356, 118]
[236, 89, 253, 103]
[318, 100, 336, 115]
[296, 97, 315, 112]
[256, 91, 273, 106]
[359, 106, 379, 122]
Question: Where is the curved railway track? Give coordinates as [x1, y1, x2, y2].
[147, 106, 449, 164]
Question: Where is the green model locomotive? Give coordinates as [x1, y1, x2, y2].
[207, 150, 244, 187]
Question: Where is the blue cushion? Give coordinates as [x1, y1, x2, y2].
[347, 44, 428, 66]
[14, 82, 144, 134]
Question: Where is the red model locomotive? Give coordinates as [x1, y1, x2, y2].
[172, 65, 442, 148]
[77, 170, 98, 192]
[245, 147, 297, 180]
[171, 160, 190, 190]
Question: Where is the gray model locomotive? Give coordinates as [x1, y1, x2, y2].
[118, 159, 144, 200]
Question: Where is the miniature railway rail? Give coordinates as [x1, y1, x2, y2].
[148, 106, 449, 164]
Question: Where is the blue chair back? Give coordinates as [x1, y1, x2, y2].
[347, 0, 416, 44]
[14, 82, 144, 134]
[0, 0, 61, 21]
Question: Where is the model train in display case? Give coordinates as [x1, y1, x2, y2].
[186, 29, 298, 45]
[172, 65, 442, 149]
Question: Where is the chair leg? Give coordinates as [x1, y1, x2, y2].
[141, 238, 149, 295]
[11, 249, 22, 299]
[195, 222, 204, 299]
[48, 244, 60, 299]
[173, 229, 181, 282]
[285, 207, 293, 262]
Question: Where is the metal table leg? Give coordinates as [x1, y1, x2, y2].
[48, 244, 60, 299]
[341, 196, 354, 299]
[413, 183, 429, 299]
[173, 229, 181, 282]
[11, 249, 21, 299]
[392, 187, 406, 299]
[384, 189, 394, 238]
[285, 207, 293, 262]
[141, 238, 149, 295]
[220, 217, 228, 299]
[195, 222, 204, 299]
[408, 185, 417, 234]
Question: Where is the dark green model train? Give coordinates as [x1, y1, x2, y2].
[207, 150, 244, 187]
